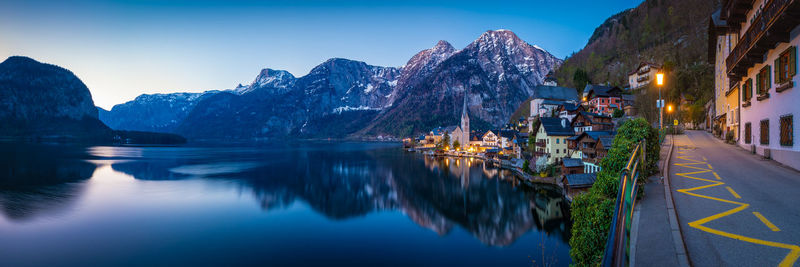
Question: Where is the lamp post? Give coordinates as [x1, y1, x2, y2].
[656, 72, 665, 130]
[667, 104, 674, 135]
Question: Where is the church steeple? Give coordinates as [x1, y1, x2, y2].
[460, 93, 469, 149]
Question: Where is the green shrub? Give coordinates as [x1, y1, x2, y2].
[612, 108, 624, 118]
[569, 118, 660, 265]
[725, 130, 734, 143]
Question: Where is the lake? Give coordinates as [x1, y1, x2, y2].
[0, 142, 571, 266]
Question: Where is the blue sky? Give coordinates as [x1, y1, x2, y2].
[0, 0, 642, 109]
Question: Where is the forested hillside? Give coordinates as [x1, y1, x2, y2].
[555, 0, 716, 124]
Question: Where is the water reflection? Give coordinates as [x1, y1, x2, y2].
[0, 142, 570, 254]
[0, 144, 94, 221]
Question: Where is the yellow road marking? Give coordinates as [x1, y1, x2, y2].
[673, 150, 799, 266]
[707, 164, 714, 170]
[753, 212, 781, 232]
[726, 186, 741, 199]
[703, 156, 708, 161]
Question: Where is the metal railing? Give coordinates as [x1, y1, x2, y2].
[602, 139, 646, 267]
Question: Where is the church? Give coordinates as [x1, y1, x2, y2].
[446, 94, 470, 150]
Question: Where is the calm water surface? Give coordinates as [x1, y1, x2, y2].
[0, 142, 571, 266]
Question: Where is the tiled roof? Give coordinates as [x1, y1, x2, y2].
[562, 158, 584, 168]
[531, 85, 579, 102]
[563, 173, 597, 188]
[584, 84, 622, 98]
[538, 117, 575, 136]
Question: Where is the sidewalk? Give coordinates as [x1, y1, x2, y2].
[631, 135, 689, 267]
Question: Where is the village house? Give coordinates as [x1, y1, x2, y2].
[527, 85, 580, 128]
[583, 84, 624, 116]
[571, 111, 614, 134]
[569, 131, 615, 173]
[627, 62, 662, 90]
[557, 102, 584, 122]
[622, 94, 637, 116]
[562, 173, 597, 195]
[512, 132, 529, 159]
[532, 117, 575, 165]
[713, 0, 800, 170]
[561, 158, 584, 175]
[709, 9, 740, 140]
[482, 130, 499, 147]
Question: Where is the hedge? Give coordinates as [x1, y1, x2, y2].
[569, 118, 660, 265]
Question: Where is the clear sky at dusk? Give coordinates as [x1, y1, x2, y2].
[0, 0, 642, 109]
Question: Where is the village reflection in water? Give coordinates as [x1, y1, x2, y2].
[0, 142, 571, 264]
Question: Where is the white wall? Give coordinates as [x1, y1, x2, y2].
[738, 25, 800, 170]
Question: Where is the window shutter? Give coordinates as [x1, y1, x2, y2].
[767, 65, 772, 89]
[742, 83, 747, 101]
[756, 73, 762, 94]
[748, 79, 753, 99]
[791, 46, 797, 77]
[775, 57, 781, 83]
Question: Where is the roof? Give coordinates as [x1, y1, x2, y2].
[562, 158, 584, 168]
[567, 135, 581, 141]
[561, 102, 580, 112]
[585, 131, 615, 140]
[622, 94, 636, 101]
[495, 129, 517, 139]
[538, 117, 574, 136]
[470, 131, 485, 141]
[530, 85, 579, 102]
[443, 125, 459, 133]
[563, 173, 597, 188]
[418, 134, 426, 140]
[574, 112, 613, 127]
[598, 136, 615, 150]
[627, 62, 662, 75]
[584, 84, 623, 98]
[542, 99, 566, 106]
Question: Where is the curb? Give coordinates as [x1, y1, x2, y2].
[663, 135, 691, 267]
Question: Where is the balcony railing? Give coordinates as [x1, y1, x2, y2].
[726, 0, 797, 80]
[536, 141, 546, 147]
[636, 75, 650, 83]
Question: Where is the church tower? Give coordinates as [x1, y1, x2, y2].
[460, 93, 469, 149]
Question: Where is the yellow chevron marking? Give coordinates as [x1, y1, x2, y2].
[673, 152, 799, 266]
[753, 212, 781, 232]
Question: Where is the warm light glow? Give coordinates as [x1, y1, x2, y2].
[656, 73, 664, 86]
[582, 97, 587, 102]
[667, 105, 673, 112]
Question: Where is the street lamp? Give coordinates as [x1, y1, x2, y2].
[656, 72, 665, 130]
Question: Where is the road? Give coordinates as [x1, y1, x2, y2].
[669, 131, 800, 267]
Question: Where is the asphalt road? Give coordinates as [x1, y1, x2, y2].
[669, 131, 800, 267]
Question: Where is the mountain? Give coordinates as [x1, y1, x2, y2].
[553, 0, 714, 102]
[361, 30, 562, 137]
[108, 29, 562, 140]
[99, 91, 220, 133]
[175, 58, 401, 140]
[0, 56, 111, 140]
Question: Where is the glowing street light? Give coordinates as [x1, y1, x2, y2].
[656, 72, 665, 130]
[656, 73, 664, 86]
[667, 105, 673, 112]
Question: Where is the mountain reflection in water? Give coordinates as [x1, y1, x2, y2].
[0, 142, 571, 266]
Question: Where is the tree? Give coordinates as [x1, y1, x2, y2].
[452, 140, 461, 150]
[613, 108, 624, 118]
[440, 132, 451, 149]
[573, 68, 591, 94]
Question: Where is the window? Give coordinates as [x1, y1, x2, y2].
[742, 79, 753, 103]
[780, 115, 793, 147]
[556, 149, 559, 154]
[745, 123, 752, 144]
[556, 139, 559, 144]
[760, 119, 769, 145]
[775, 46, 797, 85]
[756, 65, 771, 96]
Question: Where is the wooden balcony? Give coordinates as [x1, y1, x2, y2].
[726, 0, 800, 81]
[722, 0, 757, 25]
[536, 141, 546, 147]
